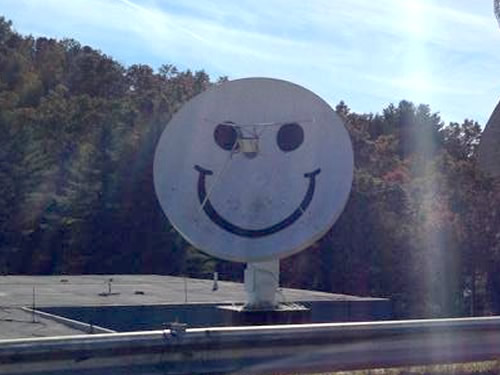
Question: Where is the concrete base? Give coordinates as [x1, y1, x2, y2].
[244, 260, 279, 309]
[218, 303, 311, 325]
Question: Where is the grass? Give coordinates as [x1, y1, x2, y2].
[306, 360, 500, 375]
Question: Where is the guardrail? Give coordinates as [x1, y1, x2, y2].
[2, 316, 500, 374]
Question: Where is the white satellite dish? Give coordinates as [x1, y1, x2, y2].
[154, 78, 353, 308]
[478, 99, 500, 177]
[495, 0, 500, 27]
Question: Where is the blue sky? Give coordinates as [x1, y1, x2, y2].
[2, 0, 500, 125]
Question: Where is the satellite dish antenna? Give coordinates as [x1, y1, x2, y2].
[478, 2, 500, 176]
[154, 78, 353, 309]
[478, 100, 500, 177]
[495, 0, 500, 27]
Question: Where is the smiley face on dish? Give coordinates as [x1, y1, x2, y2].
[154, 78, 353, 263]
[194, 122, 321, 238]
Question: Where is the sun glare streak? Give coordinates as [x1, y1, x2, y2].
[399, 0, 433, 102]
[405, 0, 425, 38]
[399, 0, 452, 318]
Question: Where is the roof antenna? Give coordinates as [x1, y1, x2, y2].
[183, 275, 188, 303]
[212, 272, 219, 292]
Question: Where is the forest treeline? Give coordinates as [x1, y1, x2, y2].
[1, 17, 499, 318]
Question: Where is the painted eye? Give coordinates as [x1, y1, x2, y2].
[214, 122, 238, 151]
[277, 123, 304, 152]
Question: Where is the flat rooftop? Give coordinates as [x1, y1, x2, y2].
[0, 275, 387, 339]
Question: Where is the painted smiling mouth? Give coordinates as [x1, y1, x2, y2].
[194, 165, 321, 238]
